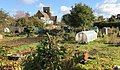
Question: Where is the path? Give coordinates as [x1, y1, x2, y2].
[0, 37, 42, 47]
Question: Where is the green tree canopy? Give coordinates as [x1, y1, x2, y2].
[0, 9, 16, 28]
[16, 17, 26, 26]
[97, 16, 104, 22]
[0, 9, 8, 22]
[28, 16, 44, 28]
[108, 15, 116, 22]
[62, 3, 95, 30]
[0, 9, 9, 28]
[16, 15, 44, 28]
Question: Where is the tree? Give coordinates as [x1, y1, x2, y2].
[23, 26, 35, 37]
[0, 9, 8, 22]
[16, 17, 26, 26]
[23, 33, 67, 70]
[97, 16, 104, 22]
[62, 14, 71, 25]
[15, 12, 30, 27]
[62, 3, 95, 30]
[108, 15, 116, 22]
[29, 16, 44, 28]
[6, 16, 15, 25]
[0, 9, 9, 28]
[21, 16, 44, 37]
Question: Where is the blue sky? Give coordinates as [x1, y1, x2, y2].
[0, 0, 120, 20]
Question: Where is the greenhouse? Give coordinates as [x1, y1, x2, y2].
[75, 30, 97, 43]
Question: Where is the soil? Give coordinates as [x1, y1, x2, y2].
[1, 37, 42, 47]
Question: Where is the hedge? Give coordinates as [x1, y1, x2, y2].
[94, 22, 120, 28]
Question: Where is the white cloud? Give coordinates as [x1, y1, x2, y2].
[95, 0, 120, 18]
[22, 0, 38, 4]
[60, 6, 71, 14]
[38, 3, 45, 11]
[9, 9, 17, 17]
[51, 11, 54, 15]
[38, 3, 45, 8]
[104, 0, 117, 3]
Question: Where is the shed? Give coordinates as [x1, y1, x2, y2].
[10, 26, 24, 34]
[101, 27, 110, 35]
[75, 30, 97, 43]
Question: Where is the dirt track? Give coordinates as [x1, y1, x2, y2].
[1, 37, 42, 47]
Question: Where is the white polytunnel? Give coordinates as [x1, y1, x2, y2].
[75, 30, 97, 43]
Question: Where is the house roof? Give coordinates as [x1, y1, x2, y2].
[42, 12, 50, 19]
[35, 10, 44, 18]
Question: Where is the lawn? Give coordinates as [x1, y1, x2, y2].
[1, 35, 120, 70]
[63, 37, 120, 70]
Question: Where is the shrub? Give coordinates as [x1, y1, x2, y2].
[94, 22, 120, 28]
[23, 35, 67, 70]
[0, 47, 6, 56]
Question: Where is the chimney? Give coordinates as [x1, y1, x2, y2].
[43, 7, 51, 17]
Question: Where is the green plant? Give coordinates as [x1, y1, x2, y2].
[0, 47, 6, 56]
[24, 26, 35, 37]
[23, 34, 67, 70]
[62, 3, 94, 29]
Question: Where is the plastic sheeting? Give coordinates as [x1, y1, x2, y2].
[75, 30, 97, 43]
[4, 27, 10, 33]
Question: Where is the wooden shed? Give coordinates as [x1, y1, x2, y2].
[75, 30, 97, 43]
